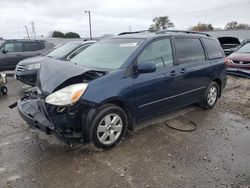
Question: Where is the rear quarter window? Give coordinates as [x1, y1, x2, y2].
[175, 37, 205, 64]
[202, 38, 224, 59]
[22, 42, 45, 52]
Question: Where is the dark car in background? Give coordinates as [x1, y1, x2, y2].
[0, 39, 54, 71]
[16, 30, 227, 149]
[15, 41, 95, 86]
[226, 42, 250, 78]
[218, 37, 241, 56]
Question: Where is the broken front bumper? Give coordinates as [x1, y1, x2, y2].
[17, 97, 92, 144]
[17, 99, 55, 133]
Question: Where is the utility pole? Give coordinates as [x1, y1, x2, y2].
[31, 21, 36, 40]
[24, 26, 30, 39]
[84, 11, 92, 40]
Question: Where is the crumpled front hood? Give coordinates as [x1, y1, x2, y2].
[37, 59, 90, 95]
[18, 56, 50, 66]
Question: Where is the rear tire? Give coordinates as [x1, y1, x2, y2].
[90, 104, 128, 150]
[1, 86, 8, 95]
[200, 82, 219, 109]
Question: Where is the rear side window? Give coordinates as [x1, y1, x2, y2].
[22, 42, 45, 52]
[138, 38, 173, 69]
[175, 37, 205, 64]
[203, 39, 224, 59]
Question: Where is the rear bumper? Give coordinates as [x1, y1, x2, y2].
[223, 50, 234, 56]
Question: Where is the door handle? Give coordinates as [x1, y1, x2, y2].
[180, 68, 186, 73]
[16, 54, 22, 57]
[170, 70, 177, 76]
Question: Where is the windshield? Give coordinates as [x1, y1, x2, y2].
[71, 38, 144, 69]
[46, 43, 80, 59]
[0, 41, 4, 49]
[237, 43, 250, 53]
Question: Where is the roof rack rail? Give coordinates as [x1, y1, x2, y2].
[6, 39, 46, 42]
[118, 30, 157, 36]
[156, 30, 211, 37]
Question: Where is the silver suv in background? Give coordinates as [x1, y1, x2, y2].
[0, 39, 54, 71]
[15, 41, 95, 86]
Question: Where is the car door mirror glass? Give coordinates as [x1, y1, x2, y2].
[137, 61, 156, 74]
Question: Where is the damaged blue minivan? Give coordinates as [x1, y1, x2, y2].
[16, 30, 227, 149]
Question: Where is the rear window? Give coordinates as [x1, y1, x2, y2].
[203, 39, 224, 59]
[175, 37, 205, 64]
[22, 42, 45, 52]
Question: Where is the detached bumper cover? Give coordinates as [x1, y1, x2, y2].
[227, 68, 250, 79]
[17, 98, 89, 144]
[17, 99, 54, 132]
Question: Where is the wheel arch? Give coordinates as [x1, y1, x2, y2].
[100, 98, 135, 131]
[212, 78, 222, 97]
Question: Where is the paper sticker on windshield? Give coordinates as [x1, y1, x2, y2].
[119, 43, 137, 47]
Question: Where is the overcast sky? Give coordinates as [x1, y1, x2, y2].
[0, 0, 250, 39]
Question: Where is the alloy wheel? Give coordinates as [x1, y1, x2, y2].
[97, 114, 123, 145]
[207, 86, 217, 106]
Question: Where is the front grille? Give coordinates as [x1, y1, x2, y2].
[231, 60, 250, 65]
[15, 65, 27, 75]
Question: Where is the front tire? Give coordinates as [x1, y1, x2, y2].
[91, 104, 128, 149]
[201, 82, 219, 109]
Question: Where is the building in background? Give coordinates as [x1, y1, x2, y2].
[204, 29, 250, 42]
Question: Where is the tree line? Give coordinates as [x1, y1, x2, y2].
[52, 31, 80, 38]
[148, 16, 250, 31]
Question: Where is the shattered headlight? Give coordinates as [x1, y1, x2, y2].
[45, 83, 88, 106]
[26, 63, 41, 70]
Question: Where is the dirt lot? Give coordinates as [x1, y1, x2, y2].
[0, 76, 249, 188]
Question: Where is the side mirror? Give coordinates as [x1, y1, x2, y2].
[137, 61, 156, 74]
[2, 49, 8, 54]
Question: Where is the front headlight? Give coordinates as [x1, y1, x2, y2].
[26, 63, 41, 70]
[45, 83, 88, 106]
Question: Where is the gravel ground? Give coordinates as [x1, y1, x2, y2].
[216, 76, 250, 118]
[0, 76, 249, 188]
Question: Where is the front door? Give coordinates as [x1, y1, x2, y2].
[133, 38, 180, 121]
